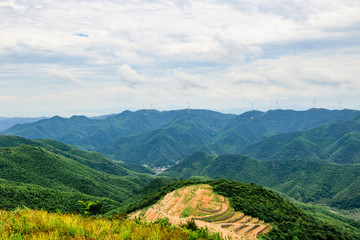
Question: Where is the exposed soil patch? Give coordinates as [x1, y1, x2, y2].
[130, 184, 271, 240]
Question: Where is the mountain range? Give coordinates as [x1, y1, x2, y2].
[0, 117, 47, 132]
[3, 108, 359, 167]
[242, 113, 360, 163]
[161, 151, 360, 209]
[161, 114, 360, 209]
[1, 107, 360, 239]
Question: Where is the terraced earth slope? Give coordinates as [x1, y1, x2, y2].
[131, 184, 270, 240]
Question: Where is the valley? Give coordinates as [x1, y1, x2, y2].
[1, 108, 360, 239]
[3, 108, 358, 167]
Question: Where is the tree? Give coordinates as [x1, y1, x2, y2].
[78, 200, 102, 216]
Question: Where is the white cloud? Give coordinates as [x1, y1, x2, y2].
[46, 67, 85, 86]
[0, 0, 27, 13]
[117, 64, 153, 87]
[0, 0, 360, 116]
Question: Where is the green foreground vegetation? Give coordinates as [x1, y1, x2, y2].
[0, 208, 222, 240]
[1, 133, 359, 239]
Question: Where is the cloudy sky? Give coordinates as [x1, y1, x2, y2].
[1, 0, 360, 117]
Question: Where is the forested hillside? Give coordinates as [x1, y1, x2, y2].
[4, 108, 358, 167]
[161, 152, 360, 209]
[0, 117, 47, 131]
[207, 108, 360, 153]
[242, 113, 360, 163]
[0, 135, 154, 213]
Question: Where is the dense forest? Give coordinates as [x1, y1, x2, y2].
[4, 108, 358, 167]
[0, 135, 154, 213]
[1, 109, 360, 239]
[162, 152, 360, 209]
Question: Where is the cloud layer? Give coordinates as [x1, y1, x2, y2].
[1, 0, 360, 116]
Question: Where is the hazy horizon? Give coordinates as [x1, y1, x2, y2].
[0, 106, 357, 119]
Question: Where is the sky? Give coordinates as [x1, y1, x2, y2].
[0, 0, 360, 117]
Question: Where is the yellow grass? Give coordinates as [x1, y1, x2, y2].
[0, 208, 204, 240]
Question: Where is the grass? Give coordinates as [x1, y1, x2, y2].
[174, 189, 180, 197]
[0, 208, 222, 240]
[213, 194, 220, 203]
[180, 207, 196, 218]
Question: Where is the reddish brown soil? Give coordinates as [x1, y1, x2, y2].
[130, 184, 270, 240]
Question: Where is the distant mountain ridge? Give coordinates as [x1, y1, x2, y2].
[242, 113, 360, 163]
[207, 108, 360, 154]
[4, 108, 359, 167]
[0, 117, 48, 132]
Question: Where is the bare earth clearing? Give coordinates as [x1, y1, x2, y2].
[130, 184, 270, 240]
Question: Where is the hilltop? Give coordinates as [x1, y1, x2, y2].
[126, 179, 355, 240]
[4, 108, 359, 167]
[242, 113, 360, 163]
[161, 151, 360, 210]
[131, 184, 270, 240]
[0, 117, 47, 132]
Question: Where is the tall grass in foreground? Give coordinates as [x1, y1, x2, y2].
[0, 209, 222, 240]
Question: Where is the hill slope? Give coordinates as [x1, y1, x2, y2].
[0, 117, 47, 132]
[99, 122, 215, 167]
[0, 135, 153, 212]
[161, 152, 360, 209]
[131, 184, 270, 240]
[208, 108, 360, 153]
[4, 109, 234, 149]
[242, 113, 360, 163]
[127, 179, 355, 240]
[4, 109, 359, 167]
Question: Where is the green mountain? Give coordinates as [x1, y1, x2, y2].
[208, 108, 360, 154]
[4, 110, 234, 149]
[99, 121, 215, 167]
[127, 179, 356, 240]
[0, 117, 47, 132]
[4, 109, 359, 167]
[161, 152, 360, 210]
[0, 135, 154, 213]
[242, 113, 360, 164]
